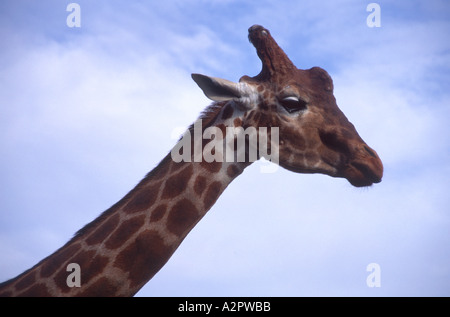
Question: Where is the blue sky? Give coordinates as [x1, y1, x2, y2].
[0, 0, 449, 296]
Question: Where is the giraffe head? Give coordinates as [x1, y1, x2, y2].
[192, 25, 383, 187]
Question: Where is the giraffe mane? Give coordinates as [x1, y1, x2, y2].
[189, 101, 227, 133]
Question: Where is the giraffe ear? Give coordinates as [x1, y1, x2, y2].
[192, 73, 243, 102]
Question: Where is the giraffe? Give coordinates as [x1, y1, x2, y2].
[0, 25, 383, 297]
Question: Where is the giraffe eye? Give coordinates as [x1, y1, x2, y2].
[280, 96, 307, 114]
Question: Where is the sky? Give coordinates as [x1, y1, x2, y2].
[0, 0, 449, 296]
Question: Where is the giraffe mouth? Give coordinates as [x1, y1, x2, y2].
[281, 158, 382, 187]
[343, 161, 383, 187]
[279, 153, 383, 187]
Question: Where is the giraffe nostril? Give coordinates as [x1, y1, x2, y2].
[364, 145, 377, 158]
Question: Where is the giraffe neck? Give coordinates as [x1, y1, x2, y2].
[0, 101, 252, 297]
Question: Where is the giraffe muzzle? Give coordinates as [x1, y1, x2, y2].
[345, 145, 383, 187]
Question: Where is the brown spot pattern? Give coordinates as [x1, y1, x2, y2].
[203, 181, 222, 210]
[54, 250, 109, 293]
[226, 164, 241, 178]
[17, 283, 51, 297]
[14, 271, 36, 292]
[40, 243, 82, 278]
[166, 199, 199, 237]
[79, 277, 119, 297]
[123, 183, 159, 213]
[194, 175, 207, 196]
[0, 289, 13, 297]
[161, 165, 193, 199]
[170, 160, 188, 174]
[105, 215, 145, 250]
[150, 204, 167, 222]
[114, 230, 174, 289]
[85, 213, 120, 246]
